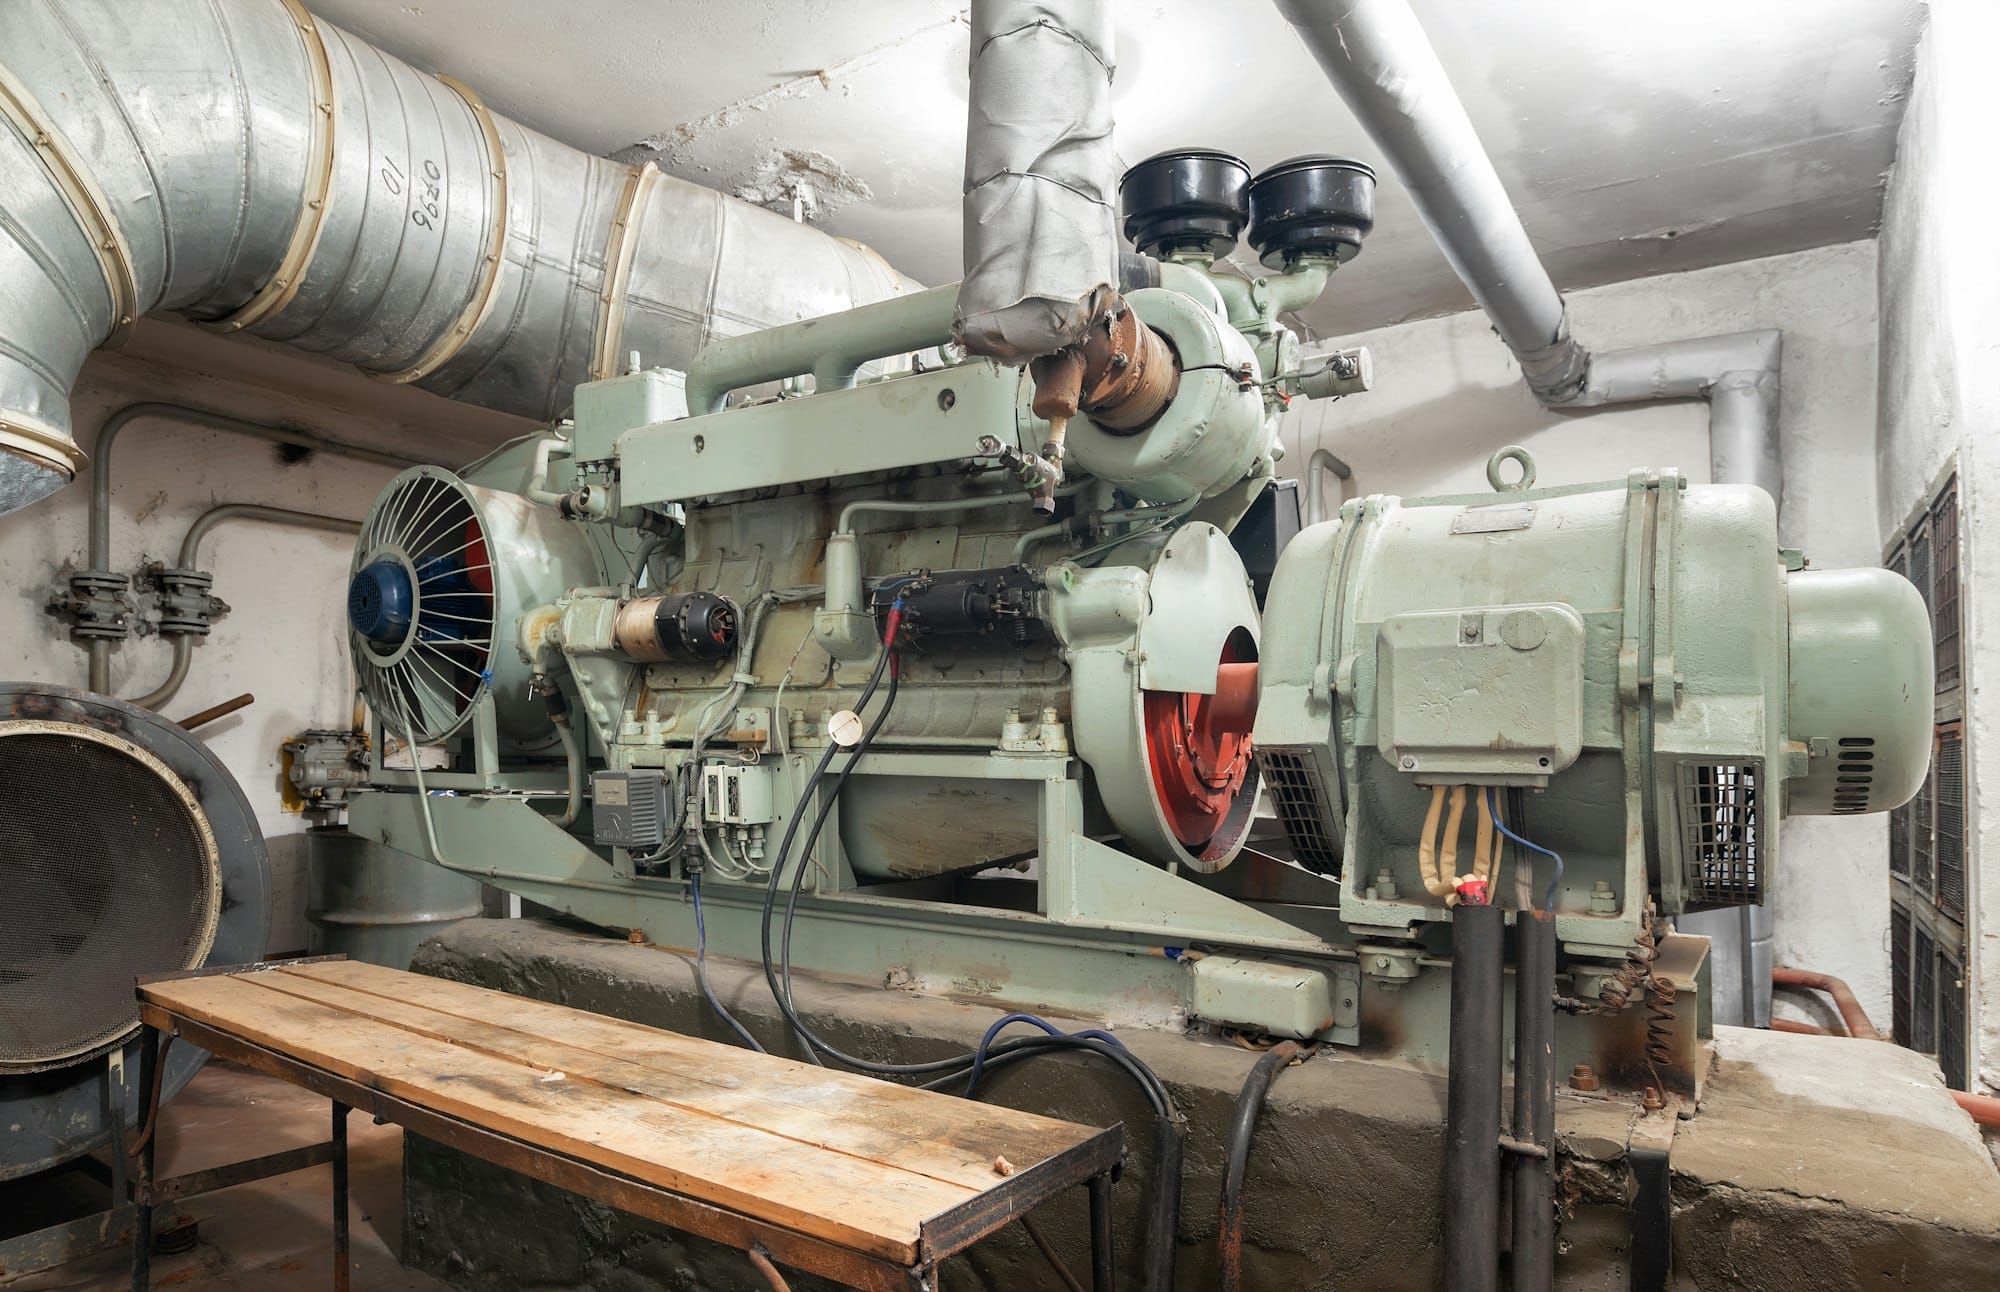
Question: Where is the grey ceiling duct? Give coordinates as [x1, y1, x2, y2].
[0, 683, 269, 1181]
[0, 0, 915, 517]
[955, 0, 1119, 362]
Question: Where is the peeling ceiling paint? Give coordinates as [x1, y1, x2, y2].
[306, 0, 1923, 339]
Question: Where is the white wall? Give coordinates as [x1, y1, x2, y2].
[0, 320, 526, 951]
[1278, 240, 1890, 1021]
[1875, 0, 2000, 1093]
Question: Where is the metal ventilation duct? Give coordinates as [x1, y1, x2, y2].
[0, 0, 915, 515]
[0, 683, 269, 1181]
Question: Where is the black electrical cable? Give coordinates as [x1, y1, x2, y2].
[754, 605, 1183, 1291]
[1217, 1040, 1305, 1292]
[690, 871, 765, 1052]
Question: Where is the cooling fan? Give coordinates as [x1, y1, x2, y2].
[347, 466, 602, 750]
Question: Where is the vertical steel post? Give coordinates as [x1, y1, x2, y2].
[129, 1028, 161, 1292]
[1511, 912, 1557, 1291]
[1446, 903, 1504, 1292]
[332, 1101, 351, 1292]
[1088, 1172, 1115, 1292]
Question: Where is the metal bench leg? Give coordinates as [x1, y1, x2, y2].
[130, 1026, 163, 1292]
[332, 1101, 351, 1292]
[1087, 1172, 1114, 1292]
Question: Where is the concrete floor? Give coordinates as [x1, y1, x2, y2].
[1, 1061, 449, 1291]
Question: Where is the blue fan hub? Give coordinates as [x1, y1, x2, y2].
[348, 558, 414, 645]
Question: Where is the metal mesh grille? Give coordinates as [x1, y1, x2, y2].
[1939, 953, 1967, 1091]
[1912, 758, 1935, 901]
[1912, 926, 1937, 1058]
[1256, 748, 1341, 876]
[1678, 762, 1760, 905]
[1890, 903, 1911, 1048]
[1934, 728, 1964, 921]
[0, 727, 217, 1070]
[1888, 798, 1910, 877]
[1932, 481, 1961, 694]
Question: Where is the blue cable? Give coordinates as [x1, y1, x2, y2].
[691, 871, 765, 1052]
[965, 1012, 1128, 1097]
[1488, 786, 1564, 914]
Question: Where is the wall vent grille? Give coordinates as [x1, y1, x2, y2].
[1932, 482, 1962, 692]
[1939, 954, 1968, 1091]
[1912, 926, 1937, 1057]
[1678, 762, 1760, 905]
[1890, 904, 1912, 1048]
[1935, 728, 1965, 920]
[1257, 748, 1341, 877]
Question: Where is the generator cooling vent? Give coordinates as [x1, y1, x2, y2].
[1257, 747, 1342, 876]
[1678, 761, 1761, 906]
[0, 722, 220, 1072]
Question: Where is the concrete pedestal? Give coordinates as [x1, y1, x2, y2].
[399, 919, 2000, 1290]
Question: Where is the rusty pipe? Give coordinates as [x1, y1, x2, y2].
[745, 1247, 791, 1292]
[177, 692, 254, 731]
[1771, 966, 1883, 1042]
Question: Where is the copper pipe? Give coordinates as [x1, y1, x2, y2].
[1769, 1019, 1830, 1037]
[177, 692, 254, 732]
[1954, 1091, 2000, 1129]
[746, 1247, 791, 1292]
[1771, 966, 1883, 1042]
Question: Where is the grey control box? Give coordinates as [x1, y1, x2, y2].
[591, 769, 670, 849]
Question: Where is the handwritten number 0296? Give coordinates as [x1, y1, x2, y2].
[379, 156, 444, 230]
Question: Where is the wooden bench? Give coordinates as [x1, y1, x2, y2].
[131, 957, 1123, 1291]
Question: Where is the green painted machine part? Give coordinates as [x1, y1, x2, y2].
[336, 227, 1930, 1078]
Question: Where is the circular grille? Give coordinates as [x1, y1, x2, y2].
[349, 468, 497, 744]
[0, 723, 220, 1071]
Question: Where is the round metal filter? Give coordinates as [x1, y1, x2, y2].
[0, 721, 221, 1072]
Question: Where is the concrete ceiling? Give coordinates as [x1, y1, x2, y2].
[308, 0, 1923, 340]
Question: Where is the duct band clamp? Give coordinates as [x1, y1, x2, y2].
[591, 161, 664, 381]
[374, 74, 512, 385]
[0, 61, 140, 350]
[206, 0, 337, 334]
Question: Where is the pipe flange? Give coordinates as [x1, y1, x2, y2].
[592, 162, 664, 380]
[153, 566, 229, 637]
[204, 0, 337, 334]
[0, 62, 140, 349]
[53, 568, 134, 641]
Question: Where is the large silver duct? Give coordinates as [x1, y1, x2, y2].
[1273, 0, 1781, 1025]
[0, 0, 913, 516]
[955, 0, 1119, 362]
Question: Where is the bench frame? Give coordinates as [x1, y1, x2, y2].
[129, 959, 1122, 1291]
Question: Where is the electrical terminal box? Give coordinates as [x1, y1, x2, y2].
[703, 763, 776, 825]
[592, 769, 670, 849]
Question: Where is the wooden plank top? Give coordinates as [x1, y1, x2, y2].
[138, 960, 1118, 1265]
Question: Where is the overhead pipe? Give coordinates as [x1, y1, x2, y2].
[1305, 447, 1353, 526]
[1272, 0, 1784, 1025]
[0, 0, 914, 518]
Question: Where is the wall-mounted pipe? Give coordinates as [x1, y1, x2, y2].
[85, 402, 410, 693]
[0, 0, 914, 517]
[955, 0, 1118, 362]
[125, 502, 363, 711]
[1271, 0, 1784, 1025]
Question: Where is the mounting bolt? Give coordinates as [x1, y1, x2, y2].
[1589, 880, 1618, 914]
[1642, 1086, 1665, 1113]
[1399, 754, 1417, 771]
[1372, 868, 1399, 901]
[1569, 1064, 1600, 1093]
[627, 928, 646, 944]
